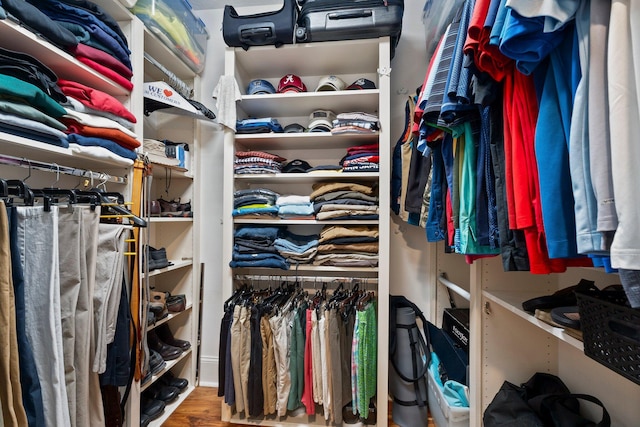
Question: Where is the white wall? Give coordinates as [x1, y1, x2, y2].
[196, 2, 433, 387]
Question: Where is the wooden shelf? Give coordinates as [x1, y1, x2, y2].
[482, 290, 584, 351]
[0, 19, 131, 96]
[147, 304, 193, 332]
[146, 259, 192, 277]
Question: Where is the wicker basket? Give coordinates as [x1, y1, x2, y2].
[576, 288, 640, 386]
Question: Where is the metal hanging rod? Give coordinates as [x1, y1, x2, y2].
[438, 272, 471, 302]
[234, 274, 378, 286]
[0, 154, 127, 185]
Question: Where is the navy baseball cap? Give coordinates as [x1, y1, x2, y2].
[283, 159, 312, 173]
[247, 79, 276, 95]
[346, 78, 377, 90]
[284, 123, 306, 133]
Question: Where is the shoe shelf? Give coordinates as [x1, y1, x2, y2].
[146, 260, 193, 277]
[148, 384, 196, 427]
[141, 348, 193, 392]
[149, 217, 194, 223]
[482, 290, 584, 351]
[0, 17, 131, 95]
[147, 304, 193, 333]
[233, 219, 379, 225]
[150, 163, 193, 179]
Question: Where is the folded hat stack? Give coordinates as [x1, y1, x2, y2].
[234, 150, 287, 175]
[341, 142, 380, 173]
[314, 225, 379, 267]
[233, 188, 280, 218]
[310, 182, 379, 221]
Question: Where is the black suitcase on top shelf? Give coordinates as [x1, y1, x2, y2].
[223, 0, 297, 50]
[296, 0, 404, 57]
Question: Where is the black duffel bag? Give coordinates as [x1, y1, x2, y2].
[223, 0, 298, 50]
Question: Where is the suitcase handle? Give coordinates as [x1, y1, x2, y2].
[328, 9, 373, 20]
[239, 24, 275, 44]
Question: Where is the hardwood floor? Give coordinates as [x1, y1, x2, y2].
[163, 387, 434, 426]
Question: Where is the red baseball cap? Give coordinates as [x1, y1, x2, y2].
[277, 74, 307, 93]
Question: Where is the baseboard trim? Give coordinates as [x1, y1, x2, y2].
[198, 355, 219, 387]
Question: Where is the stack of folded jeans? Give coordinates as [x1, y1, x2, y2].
[276, 195, 314, 220]
[340, 142, 380, 172]
[230, 226, 289, 270]
[273, 230, 319, 264]
[236, 117, 284, 134]
[234, 150, 287, 175]
[233, 188, 280, 218]
[314, 225, 379, 267]
[310, 182, 380, 220]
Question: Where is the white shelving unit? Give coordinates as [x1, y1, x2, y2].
[433, 245, 640, 427]
[221, 37, 392, 426]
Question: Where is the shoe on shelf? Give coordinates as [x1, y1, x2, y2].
[158, 198, 184, 217]
[149, 200, 161, 217]
[146, 246, 173, 271]
[149, 290, 169, 320]
[144, 382, 180, 403]
[156, 323, 191, 351]
[166, 294, 187, 313]
[147, 329, 183, 361]
[147, 309, 156, 327]
[159, 371, 189, 393]
[140, 395, 165, 421]
[142, 349, 166, 386]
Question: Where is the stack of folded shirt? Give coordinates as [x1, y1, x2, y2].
[273, 230, 319, 264]
[230, 226, 289, 270]
[233, 188, 280, 219]
[341, 143, 380, 172]
[310, 182, 379, 220]
[314, 225, 379, 267]
[234, 150, 286, 175]
[276, 195, 314, 220]
[236, 117, 284, 134]
[331, 112, 379, 134]
[0, 47, 69, 147]
[58, 80, 138, 165]
[31, 0, 133, 90]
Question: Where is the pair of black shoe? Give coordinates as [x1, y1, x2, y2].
[140, 372, 189, 426]
[147, 324, 191, 361]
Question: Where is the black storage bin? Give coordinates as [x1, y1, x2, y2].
[576, 288, 640, 386]
[223, 0, 297, 50]
[296, 0, 404, 57]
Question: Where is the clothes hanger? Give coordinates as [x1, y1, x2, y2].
[92, 173, 147, 227]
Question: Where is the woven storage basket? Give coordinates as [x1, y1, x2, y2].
[576, 289, 640, 386]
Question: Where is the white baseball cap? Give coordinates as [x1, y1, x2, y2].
[308, 110, 336, 132]
[315, 75, 346, 91]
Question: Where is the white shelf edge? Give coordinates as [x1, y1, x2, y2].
[482, 290, 584, 351]
[148, 385, 196, 427]
[146, 304, 193, 332]
[141, 348, 193, 392]
[145, 259, 193, 277]
[235, 132, 379, 141]
[234, 172, 379, 180]
[241, 89, 380, 102]
[149, 217, 194, 223]
[233, 265, 379, 274]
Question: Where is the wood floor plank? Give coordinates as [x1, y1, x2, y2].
[162, 387, 434, 426]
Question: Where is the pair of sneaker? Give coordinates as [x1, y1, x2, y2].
[150, 198, 192, 217]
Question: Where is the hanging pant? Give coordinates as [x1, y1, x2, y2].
[16, 206, 71, 427]
[7, 206, 45, 427]
[0, 202, 28, 426]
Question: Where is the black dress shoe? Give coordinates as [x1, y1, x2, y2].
[159, 371, 189, 393]
[141, 395, 165, 419]
[147, 329, 183, 361]
[156, 323, 191, 351]
[144, 383, 180, 403]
